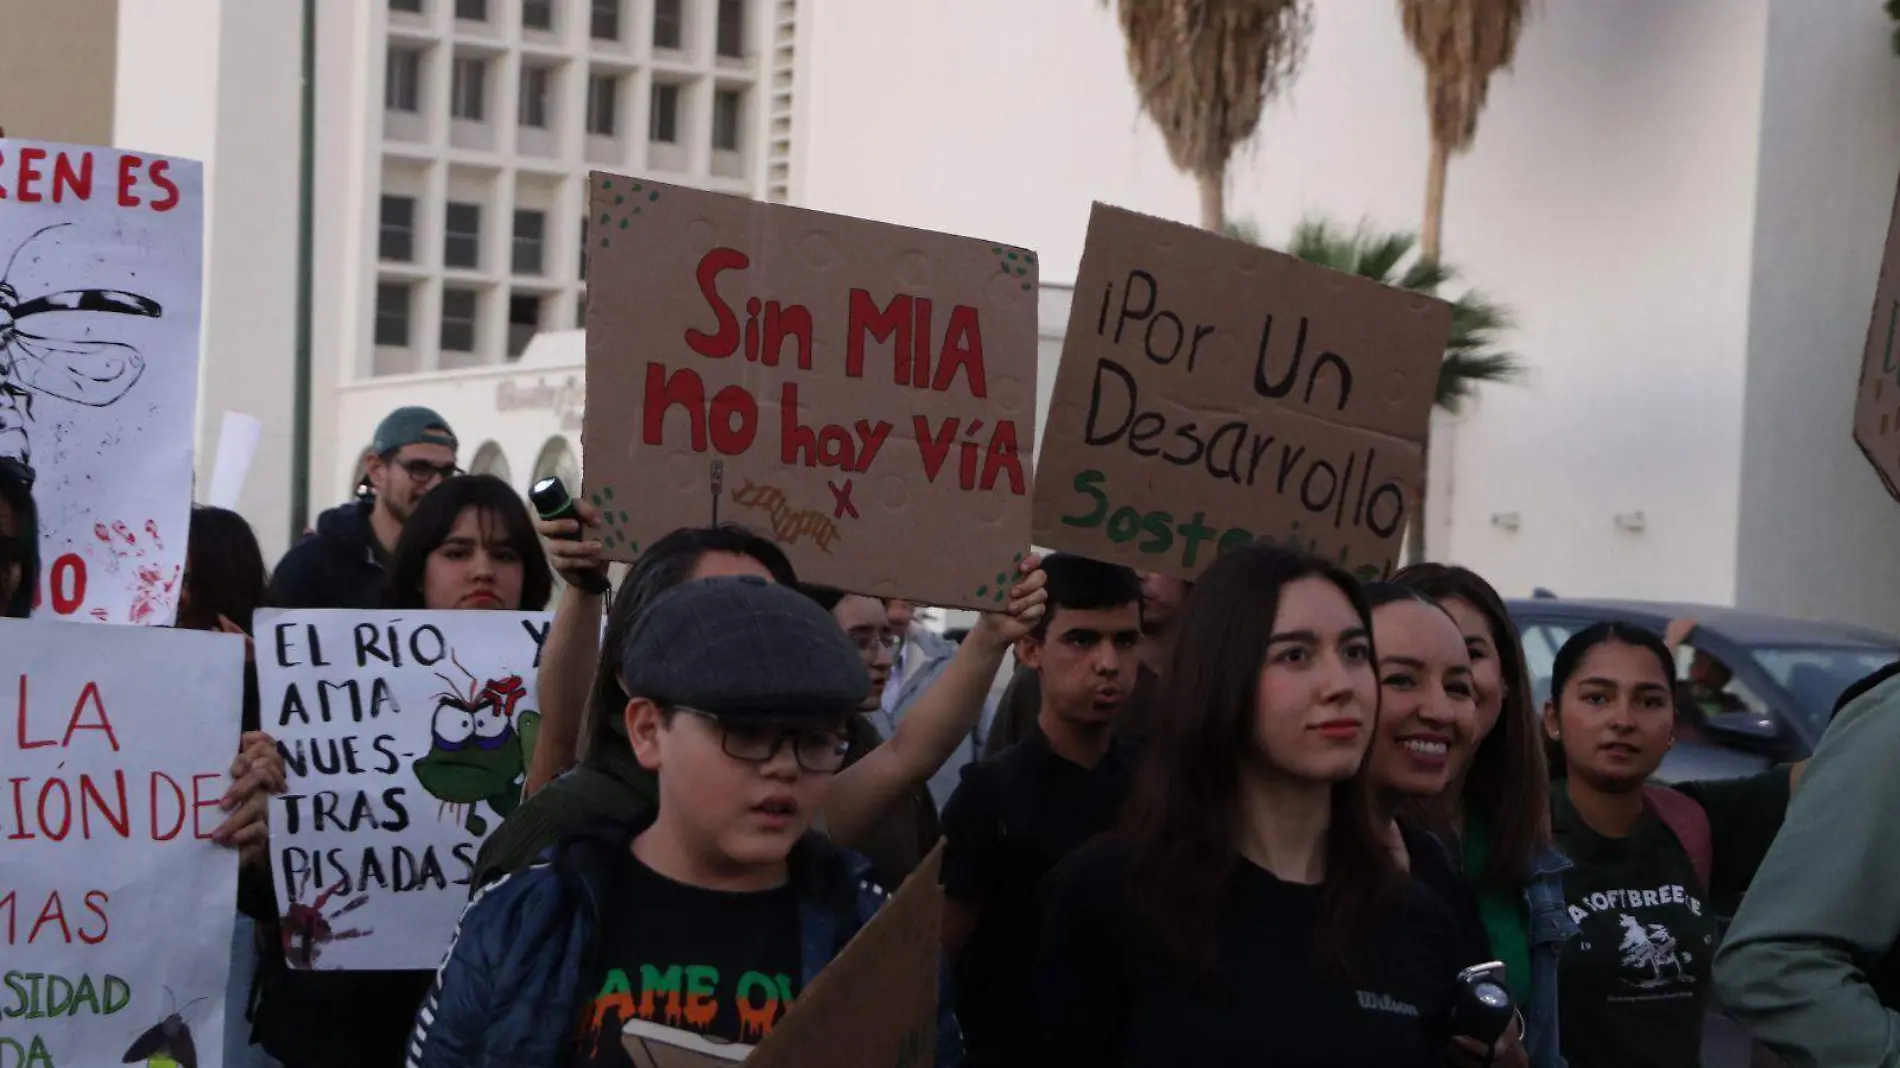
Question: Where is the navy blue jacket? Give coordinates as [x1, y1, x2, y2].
[406, 816, 961, 1067]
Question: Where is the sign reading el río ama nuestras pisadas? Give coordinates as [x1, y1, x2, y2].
[581, 174, 1037, 611]
[258, 608, 555, 971]
[1032, 205, 1452, 582]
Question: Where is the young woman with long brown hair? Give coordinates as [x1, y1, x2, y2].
[1395, 563, 1577, 1068]
[1035, 546, 1468, 1067]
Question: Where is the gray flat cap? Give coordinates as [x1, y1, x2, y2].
[619, 574, 869, 722]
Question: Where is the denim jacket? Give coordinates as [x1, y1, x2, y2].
[407, 815, 962, 1068]
[1523, 843, 1578, 1068]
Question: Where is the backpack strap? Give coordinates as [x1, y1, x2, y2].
[1642, 784, 1713, 893]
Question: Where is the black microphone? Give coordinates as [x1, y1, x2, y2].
[529, 476, 611, 595]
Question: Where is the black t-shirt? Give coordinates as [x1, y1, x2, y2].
[1037, 838, 1462, 1068]
[1403, 822, 1493, 971]
[1552, 785, 1717, 1068]
[940, 732, 1136, 1065]
[569, 848, 803, 1066]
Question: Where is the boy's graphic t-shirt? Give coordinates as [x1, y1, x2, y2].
[571, 849, 803, 1066]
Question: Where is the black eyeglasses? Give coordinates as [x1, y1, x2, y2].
[676, 708, 852, 773]
[0, 458, 35, 489]
[399, 459, 462, 483]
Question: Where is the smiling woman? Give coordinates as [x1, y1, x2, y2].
[385, 474, 553, 612]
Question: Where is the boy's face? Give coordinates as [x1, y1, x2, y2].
[628, 701, 845, 870]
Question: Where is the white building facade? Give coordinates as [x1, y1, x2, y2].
[317, 0, 803, 528]
[34, 0, 1900, 632]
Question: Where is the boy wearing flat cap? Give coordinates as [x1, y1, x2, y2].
[408, 575, 959, 1067]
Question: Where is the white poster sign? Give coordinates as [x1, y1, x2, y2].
[257, 608, 556, 971]
[0, 618, 243, 1068]
[206, 411, 263, 511]
[0, 139, 203, 626]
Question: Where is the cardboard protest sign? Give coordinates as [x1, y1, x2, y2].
[603, 847, 945, 1068]
[0, 619, 243, 1068]
[0, 139, 203, 626]
[1032, 205, 1452, 582]
[582, 174, 1038, 610]
[1854, 174, 1900, 499]
[257, 608, 554, 970]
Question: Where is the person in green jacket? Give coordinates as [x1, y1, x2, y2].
[1713, 663, 1900, 1068]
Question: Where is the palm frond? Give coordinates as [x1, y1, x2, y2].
[1104, 0, 1315, 183]
[1398, 0, 1528, 156]
[1399, 256, 1454, 294]
[1437, 351, 1524, 413]
[1231, 214, 1527, 414]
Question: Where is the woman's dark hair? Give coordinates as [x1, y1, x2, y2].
[178, 506, 270, 634]
[578, 525, 796, 766]
[1393, 563, 1550, 889]
[0, 462, 39, 619]
[384, 475, 553, 612]
[1549, 621, 1676, 702]
[1125, 544, 1398, 978]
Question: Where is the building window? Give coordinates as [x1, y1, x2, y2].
[590, 0, 620, 41]
[451, 56, 487, 121]
[576, 288, 587, 327]
[379, 196, 416, 262]
[649, 83, 679, 143]
[579, 218, 588, 279]
[712, 90, 742, 151]
[455, 0, 486, 20]
[521, 0, 553, 31]
[519, 65, 551, 127]
[513, 210, 546, 275]
[653, 0, 683, 49]
[716, 0, 744, 58]
[441, 288, 479, 352]
[586, 75, 619, 136]
[385, 47, 421, 112]
[375, 283, 412, 346]
[508, 293, 542, 358]
[390, 0, 423, 12]
[444, 202, 482, 269]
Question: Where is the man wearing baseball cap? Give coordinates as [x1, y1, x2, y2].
[409, 575, 958, 1065]
[271, 406, 459, 609]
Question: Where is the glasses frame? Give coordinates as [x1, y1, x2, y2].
[674, 707, 852, 773]
[399, 458, 463, 483]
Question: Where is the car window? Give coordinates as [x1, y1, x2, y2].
[1516, 622, 1579, 710]
[1751, 646, 1898, 732]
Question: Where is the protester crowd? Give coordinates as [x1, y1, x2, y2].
[9, 398, 1900, 1068]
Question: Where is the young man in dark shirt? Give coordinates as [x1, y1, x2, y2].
[409, 575, 956, 1066]
[939, 554, 1143, 1068]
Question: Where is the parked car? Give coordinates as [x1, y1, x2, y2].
[1506, 596, 1898, 783]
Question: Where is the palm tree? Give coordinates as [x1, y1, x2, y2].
[1398, 0, 1528, 260]
[1104, 0, 1315, 230]
[1228, 217, 1523, 560]
[1887, 0, 1900, 54]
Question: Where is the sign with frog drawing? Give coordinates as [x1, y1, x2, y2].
[257, 608, 553, 970]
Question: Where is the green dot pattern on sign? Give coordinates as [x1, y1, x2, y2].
[596, 185, 659, 249]
[991, 247, 1038, 291]
[973, 553, 1026, 604]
